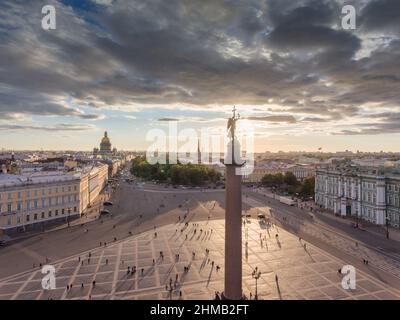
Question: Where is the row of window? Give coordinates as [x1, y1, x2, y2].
[6, 207, 78, 226]
[0, 194, 79, 213]
[317, 176, 400, 192]
[0, 185, 78, 200]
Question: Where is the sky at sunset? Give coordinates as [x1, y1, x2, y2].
[1, 0, 400, 152]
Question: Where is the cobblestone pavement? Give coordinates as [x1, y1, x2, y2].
[244, 196, 400, 280]
[1, 218, 399, 300]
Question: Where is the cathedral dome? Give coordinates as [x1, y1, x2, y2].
[100, 131, 112, 152]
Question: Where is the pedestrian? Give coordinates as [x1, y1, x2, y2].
[78, 256, 81, 262]
[81, 283, 84, 289]
[66, 285, 69, 291]
[106, 259, 108, 265]
[141, 268, 144, 275]
[92, 280, 96, 287]
[152, 259, 155, 265]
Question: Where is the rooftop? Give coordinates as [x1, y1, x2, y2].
[0, 172, 80, 188]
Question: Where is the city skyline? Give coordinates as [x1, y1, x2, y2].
[1, 0, 400, 152]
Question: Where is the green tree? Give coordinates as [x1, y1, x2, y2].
[284, 171, 299, 186]
[298, 177, 315, 199]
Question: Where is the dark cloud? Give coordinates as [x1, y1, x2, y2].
[0, 0, 399, 136]
[247, 115, 297, 123]
[301, 117, 330, 123]
[0, 123, 94, 131]
[333, 111, 400, 135]
[360, 0, 400, 33]
[157, 118, 180, 122]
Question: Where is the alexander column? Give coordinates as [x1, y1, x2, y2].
[222, 106, 244, 300]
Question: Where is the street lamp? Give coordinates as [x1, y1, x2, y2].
[355, 210, 359, 228]
[386, 215, 390, 239]
[251, 266, 261, 300]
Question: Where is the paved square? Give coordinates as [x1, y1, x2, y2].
[1, 218, 399, 300]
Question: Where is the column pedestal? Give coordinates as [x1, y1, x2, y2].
[223, 164, 243, 300]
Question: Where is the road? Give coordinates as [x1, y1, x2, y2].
[1, 178, 400, 293]
[0, 174, 234, 279]
[244, 189, 400, 289]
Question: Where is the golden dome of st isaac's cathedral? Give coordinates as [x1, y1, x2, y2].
[100, 131, 112, 152]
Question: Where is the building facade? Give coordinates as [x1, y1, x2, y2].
[287, 164, 315, 181]
[315, 164, 400, 228]
[243, 164, 315, 183]
[0, 163, 108, 233]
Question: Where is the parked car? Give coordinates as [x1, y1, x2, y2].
[100, 209, 110, 215]
[103, 201, 113, 206]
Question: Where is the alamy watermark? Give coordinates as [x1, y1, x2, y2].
[41, 264, 56, 290]
[145, 121, 255, 176]
[340, 265, 356, 290]
[341, 5, 356, 30]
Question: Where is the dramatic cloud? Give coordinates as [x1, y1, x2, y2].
[247, 115, 297, 123]
[0, 123, 94, 132]
[0, 0, 399, 137]
[360, 0, 400, 33]
[157, 118, 180, 122]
